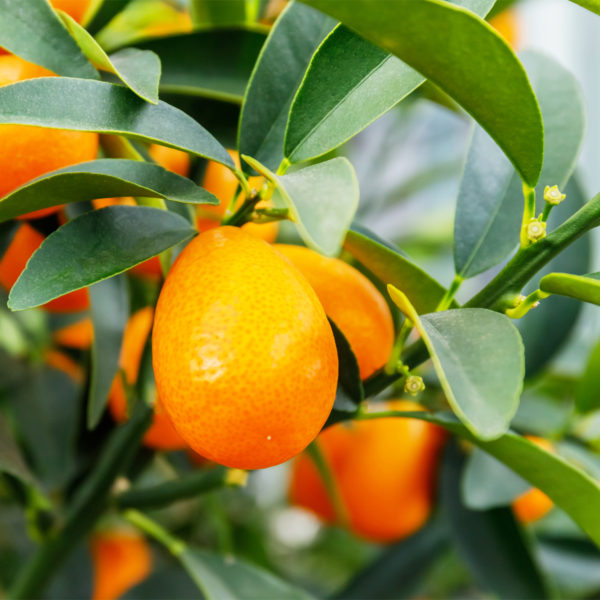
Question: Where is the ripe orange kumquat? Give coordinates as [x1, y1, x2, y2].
[152, 226, 338, 470]
[0, 223, 89, 312]
[0, 55, 99, 219]
[148, 144, 191, 177]
[108, 307, 187, 450]
[275, 244, 395, 379]
[52, 318, 94, 350]
[90, 530, 152, 600]
[290, 401, 446, 543]
[512, 436, 555, 523]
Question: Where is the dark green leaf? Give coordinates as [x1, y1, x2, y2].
[0, 221, 18, 258]
[135, 30, 267, 104]
[244, 155, 358, 256]
[0, 78, 234, 167]
[343, 228, 450, 314]
[389, 289, 524, 440]
[190, 0, 252, 26]
[441, 442, 550, 599]
[0, 412, 39, 489]
[462, 448, 530, 510]
[540, 272, 600, 305]
[238, 1, 336, 172]
[88, 276, 129, 428]
[85, 0, 132, 35]
[301, 0, 543, 186]
[0, 0, 98, 79]
[329, 320, 363, 414]
[454, 50, 584, 278]
[9, 206, 196, 311]
[575, 338, 600, 414]
[179, 548, 314, 600]
[335, 519, 448, 599]
[285, 0, 494, 164]
[0, 159, 217, 222]
[569, 0, 600, 15]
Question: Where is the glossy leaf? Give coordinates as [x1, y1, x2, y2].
[540, 272, 600, 305]
[9, 206, 196, 311]
[575, 338, 600, 414]
[244, 155, 358, 256]
[462, 448, 530, 510]
[0, 413, 39, 489]
[388, 288, 524, 440]
[0, 78, 234, 167]
[441, 443, 550, 599]
[569, 0, 600, 15]
[301, 0, 543, 186]
[454, 51, 584, 279]
[88, 276, 129, 428]
[238, 1, 336, 172]
[180, 548, 314, 600]
[59, 11, 161, 104]
[0, 159, 217, 222]
[285, 0, 494, 164]
[0, 0, 98, 79]
[135, 30, 267, 104]
[343, 227, 450, 314]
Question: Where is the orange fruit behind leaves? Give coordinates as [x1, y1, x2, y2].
[512, 436, 555, 523]
[0, 223, 89, 312]
[90, 530, 152, 600]
[290, 401, 446, 543]
[149, 144, 191, 177]
[52, 0, 93, 23]
[200, 150, 278, 243]
[152, 226, 338, 470]
[44, 349, 85, 384]
[52, 317, 94, 350]
[108, 307, 187, 450]
[490, 9, 519, 48]
[275, 245, 394, 379]
[0, 55, 99, 220]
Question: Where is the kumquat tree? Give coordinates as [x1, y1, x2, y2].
[2, 0, 600, 598]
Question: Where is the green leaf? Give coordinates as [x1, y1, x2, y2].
[575, 338, 600, 414]
[540, 272, 600, 305]
[58, 11, 161, 104]
[88, 276, 129, 429]
[441, 442, 551, 599]
[462, 448, 530, 510]
[301, 0, 543, 186]
[190, 0, 254, 26]
[569, 0, 600, 15]
[388, 288, 524, 440]
[0, 0, 98, 79]
[238, 1, 336, 172]
[335, 519, 448, 599]
[9, 206, 196, 311]
[0, 78, 234, 167]
[0, 159, 217, 222]
[329, 320, 363, 415]
[244, 155, 358, 256]
[285, 0, 494, 164]
[343, 227, 450, 314]
[85, 0, 131, 35]
[179, 548, 314, 600]
[454, 50, 584, 279]
[0, 413, 39, 489]
[135, 30, 267, 104]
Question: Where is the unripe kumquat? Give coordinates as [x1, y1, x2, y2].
[275, 244, 395, 379]
[290, 400, 445, 543]
[152, 226, 338, 470]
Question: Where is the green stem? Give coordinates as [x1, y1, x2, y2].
[9, 405, 152, 600]
[540, 202, 553, 223]
[505, 289, 550, 319]
[520, 183, 537, 248]
[233, 169, 252, 198]
[436, 274, 464, 311]
[123, 509, 186, 557]
[384, 318, 413, 375]
[276, 158, 291, 175]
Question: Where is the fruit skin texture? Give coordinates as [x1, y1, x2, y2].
[90, 530, 152, 600]
[109, 307, 187, 450]
[512, 436, 555, 523]
[200, 149, 278, 243]
[152, 226, 338, 470]
[0, 223, 89, 312]
[289, 401, 446, 543]
[0, 55, 99, 219]
[275, 244, 394, 379]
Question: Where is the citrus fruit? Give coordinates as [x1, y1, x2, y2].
[275, 244, 394, 379]
[152, 226, 338, 470]
[0, 55, 99, 219]
[0, 223, 89, 312]
[52, 0, 93, 23]
[200, 149, 278, 243]
[490, 9, 519, 48]
[44, 349, 85, 384]
[290, 400, 445, 542]
[108, 307, 187, 450]
[52, 317, 94, 349]
[512, 436, 554, 523]
[90, 530, 152, 600]
[149, 144, 190, 177]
